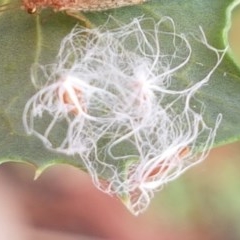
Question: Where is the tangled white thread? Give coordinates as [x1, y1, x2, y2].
[23, 17, 225, 215]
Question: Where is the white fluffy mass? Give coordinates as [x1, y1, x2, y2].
[23, 17, 225, 215]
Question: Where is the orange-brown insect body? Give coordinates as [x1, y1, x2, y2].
[147, 147, 190, 178]
[22, 0, 148, 13]
[62, 86, 86, 115]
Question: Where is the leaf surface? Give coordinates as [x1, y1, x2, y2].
[0, 0, 239, 172]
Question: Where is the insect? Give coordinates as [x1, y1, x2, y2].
[60, 76, 86, 115]
[21, 0, 148, 14]
[146, 147, 190, 178]
[0, 0, 148, 27]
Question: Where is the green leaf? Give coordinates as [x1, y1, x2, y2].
[0, 0, 240, 173]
